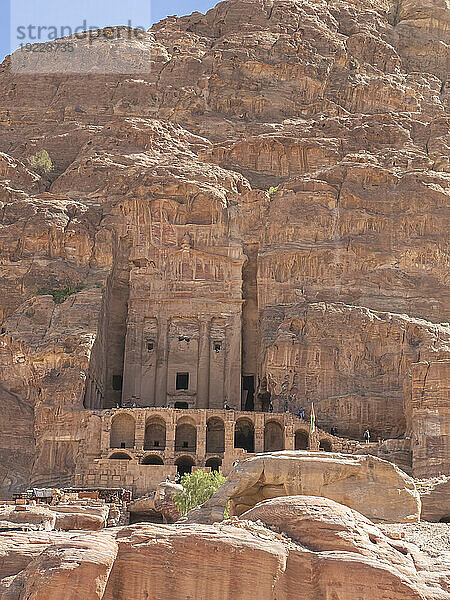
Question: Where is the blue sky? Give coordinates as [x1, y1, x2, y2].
[0, 0, 219, 62]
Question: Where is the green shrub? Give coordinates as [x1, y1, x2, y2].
[267, 185, 280, 197]
[28, 150, 53, 176]
[174, 470, 227, 516]
[37, 285, 83, 304]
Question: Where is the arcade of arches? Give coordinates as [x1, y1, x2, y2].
[76, 408, 367, 497]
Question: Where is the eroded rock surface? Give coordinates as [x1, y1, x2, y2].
[184, 451, 421, 524]
[0, 498, 448, 600]
[0, 504, 109, 532]
[128, 481, 183, 524]
[1, 534, 118, 600]
[417, 476, 450, 523]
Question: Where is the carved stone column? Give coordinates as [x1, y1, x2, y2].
[309, 429, 320, 451]
[224, 311, 242, 410]
[197, 411, 207, 461]
[284, 414, 295, 450]
[122, 311, 144, 406]
[197, 319, 211, 409]
[101, 414, 112, 455]
[135, 410, 146, 451]
[254, 413, 265, 453]
[225, 419, 235, 456]
[155, 316, 169, 407]
[164, 410, 176, 461]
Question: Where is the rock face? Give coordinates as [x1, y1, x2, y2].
[128, 481, 183, 523]
[153, 482, 183, 523]
[417, 476, 450, 523]
[1, 498, 448, 600]
[0, 0, 449, 496]
[0, 506, 56, 531]
[261, 304, 450, 439]
[409, 361, 450, 478]
[2, 534, 118, 600]
[51, 505, 109, 531]
[0, 504, 109, 531]
[184, 451, 421, 524]
[0, 531, 77, 580]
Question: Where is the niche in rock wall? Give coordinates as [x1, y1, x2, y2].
[242, 243, 259, 380]
[86, 238, 131, 409]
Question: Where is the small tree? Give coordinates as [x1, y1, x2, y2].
[28, 150, 53, 176]
[174, 470, 226, 516]
[36, 285, 83, 304]
[267, 185, 280, 197]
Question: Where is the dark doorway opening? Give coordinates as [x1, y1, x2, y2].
[175, 455, 195, 476]
[129, 511, 164, 525]
[206, 417, 225, 453]
[110, 413, 135, 449]
[141, 455, 164, 465]
[112, 375, 123, 391]
[176, 372, 189, 390]
[234, 418, 255, 453]
[144, 418, 166, 450]
[319, 439, 332, 452]
[264, 421, 284, 452]
[295, 430, 309, 450]
[242, 375, 255, 411]
[175, 422, 197, 452]
[205, 457, 222, 472]
[174, 402, 189, 409]
[109, 452, 131, 460]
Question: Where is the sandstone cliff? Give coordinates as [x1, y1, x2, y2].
[0, 0, 449, 495]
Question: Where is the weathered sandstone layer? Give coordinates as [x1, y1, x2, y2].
[1, 497, 448, 600]
[184, 451, 421, 523]
[0, 0, 448, 495]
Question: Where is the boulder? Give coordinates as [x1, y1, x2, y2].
[3, 533, 118, 600]
[184, 451, 421, 524]
[53, 512, 106, 531]
[240, 496, 450, 600]
[129, 482, 183, 524]
[153, 482, 183, 523]
[0, 531, 72, 579]
[0, 506, 56, 531]
[51, 504, 109, 531]
[0, 503, 110, 532]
